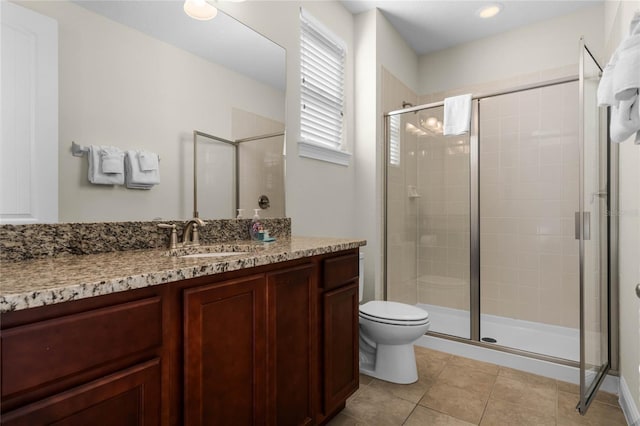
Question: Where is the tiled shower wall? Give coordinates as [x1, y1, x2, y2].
[415, 109, 470, 311]
[478, 82, 580, 329]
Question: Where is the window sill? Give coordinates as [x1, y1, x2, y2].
[298, 141, 351, 166]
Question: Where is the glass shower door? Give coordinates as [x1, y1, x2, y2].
[577, 38, 609, 414]
[385, 106, 471, 339]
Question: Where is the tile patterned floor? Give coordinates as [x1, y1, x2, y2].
[328, 346, 627, 426]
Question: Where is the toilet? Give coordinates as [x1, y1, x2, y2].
[358, 254, 430, 384]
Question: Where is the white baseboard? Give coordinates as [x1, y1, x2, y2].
[620, 375, 640, 426]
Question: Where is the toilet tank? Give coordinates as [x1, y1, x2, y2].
[359, 251, 364, 302]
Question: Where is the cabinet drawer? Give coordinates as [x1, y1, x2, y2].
[1, 358, 160, 426]
[2, 296, 162, 398]
[323, 253, 359, 290]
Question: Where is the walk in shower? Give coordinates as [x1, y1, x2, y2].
[383, 42, 616, 412]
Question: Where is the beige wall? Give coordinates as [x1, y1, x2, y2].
[354, 10, 379, 301]
[604, 0, 640, 418]
[218, 1, 358, 239]
[18, 1, 285, 223]
[418, 4, 605, 95]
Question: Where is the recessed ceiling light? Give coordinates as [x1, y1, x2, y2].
[477, 3, 503, 19]
[184, 0, 218, 21]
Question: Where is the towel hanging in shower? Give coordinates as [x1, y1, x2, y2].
[443, 94, 472, 136]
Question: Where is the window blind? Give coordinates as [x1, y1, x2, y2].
[300, 10, 345, 150]
[389, 115, 401, 166]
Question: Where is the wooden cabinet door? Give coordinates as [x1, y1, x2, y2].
[183, 275, 267, 426]
[323, 281, 359, 415]
[1, 359, 160, 426]
[266, 264, 316, 426]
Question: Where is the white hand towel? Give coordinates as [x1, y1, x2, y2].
[597, 52, 618, 107]
[99, 147, 125, 174]
[125, 150, 160, 189]
[88, 145, 124, 185]
[613, 34, 640, 102]
[138, 151, 159, 171]
[610, 97, 640, 143]
[444, 94, 472, 136]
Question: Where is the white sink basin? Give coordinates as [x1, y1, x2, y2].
[180, 251, 249, 259]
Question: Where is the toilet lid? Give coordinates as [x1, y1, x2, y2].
[359, 301, 429, 322]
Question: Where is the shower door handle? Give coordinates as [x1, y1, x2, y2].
[636, 283, 640, 299]
[574, 211, 591, 240]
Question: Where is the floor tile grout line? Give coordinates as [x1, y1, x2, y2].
[400, 403, 420, 426]
[478, 371, 500, 425]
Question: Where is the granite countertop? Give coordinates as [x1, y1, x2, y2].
[0, 236, 365, 313]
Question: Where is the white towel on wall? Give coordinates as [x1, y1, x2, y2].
[99, 147, 125, 174]
[88, 145, 124, 185]
[125, 150, 160, 189]
[613, 34, 640, 102]
[138, 151, 159, 171]
[611, 98, 640, 143]
[443, 94, 472, 136]
[597, 52, 618, 107]
[598, 11, 640, 144]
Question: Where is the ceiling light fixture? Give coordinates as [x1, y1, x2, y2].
[476, 3, 503, 19]
[184, 0, 217, 20]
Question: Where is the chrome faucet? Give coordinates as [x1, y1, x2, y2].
[182, 217, 206, 246]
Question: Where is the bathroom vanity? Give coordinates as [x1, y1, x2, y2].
[0, 236, 364, 426]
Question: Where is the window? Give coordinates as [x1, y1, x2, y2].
[298, 9, 350, 166]
[388, 114, 401, 166]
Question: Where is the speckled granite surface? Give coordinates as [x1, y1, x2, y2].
[0, 237, 365, 313]
[0, 218, 291, 262]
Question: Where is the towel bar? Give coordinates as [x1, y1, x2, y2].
[71, 141, 88, 157]
[71, 141, 160, 161]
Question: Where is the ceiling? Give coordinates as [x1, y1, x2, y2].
[341, 0, 603, 55]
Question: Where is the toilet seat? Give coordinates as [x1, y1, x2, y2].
[359, 312, 430, 326]
[359, 301, 429, 326]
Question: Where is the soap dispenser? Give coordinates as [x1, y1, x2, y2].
[250, 209, 263, 241]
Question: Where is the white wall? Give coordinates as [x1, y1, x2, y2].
[418, 5, 604, 95]
[604, 1, 640, 421]
[218, 1, 357, 238]
[17, 1, 285, 223]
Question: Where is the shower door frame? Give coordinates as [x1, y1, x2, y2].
[383, 75, 619, 371]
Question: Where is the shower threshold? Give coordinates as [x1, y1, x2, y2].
[417, 303, 579, 361]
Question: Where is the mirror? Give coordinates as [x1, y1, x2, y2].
[2, 0, 286, 223]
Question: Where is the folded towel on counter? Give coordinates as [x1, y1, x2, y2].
[125, 150, 160, 189]
[88, 145, 124, 185]
[138, 151, 159, 171]
[443, 94, 472, 136]
[99, 147, 125, 174]
[611, 98, 640, 143]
